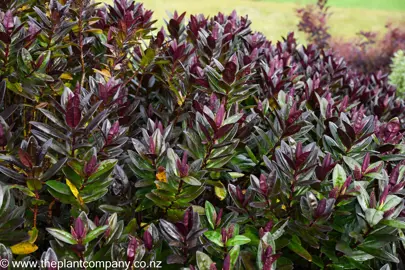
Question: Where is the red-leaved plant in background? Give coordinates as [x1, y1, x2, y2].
[297, 0, 405, 74]
[0, 0, 404, 269]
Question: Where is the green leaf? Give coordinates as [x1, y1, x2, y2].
[47, 189, 78, 205]
[19, 48, 33, 73]
[87, 159, 117, 182]
[245, 145, 258, 164]
[27, 179, 42, 191]
[365, 208, 384, 227]
[37, 50, 51, 73]
[204, 231, 224, 247]
[226, 235, 251, 247]
[145, 193, 172, 208]
[223, 114, 243, 125]
[354, 181, 370, 212]
[83, 225, 108, 244]
[229, 172, 245, 179]
[311, 255, 324, 268]
[332, 164, 346, 188]
[62, 166, 83, 188]
[272, 220, 289, 240]
[358, 246, 399, 263]
[46, 181, 72, 195]
[82, 188, 109, 203]
[99, 204, 124, 214]
[46, 228, 76, 245]
[381, 219, 405, 229]
[166, 148, 179, 176]
[140, 48, 155, 67]
[205, 201, 216, 230]
[336, 240, 353, 256]
[182, 176, 201, 186]
[214, 181, 227, 200]
[196, 251, 214, 270]
[10, 185, 35, 197]
[379, 195, 402, 211]
[348, 250, 374, 262]
[343, 156, 361, 171]
[28, 227, 38, 244]
[360, 235, 399, 249]
[243, 226, 260, 246]
[288, 235, 312, 262]
[229, 245, 240, 268]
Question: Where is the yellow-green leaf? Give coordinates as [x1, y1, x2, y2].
[10, 185, 35, 197]
[85, 28, 103, 34]
[66, 179, 84, 206]
[27, 179, 42, 191]
[214, 181, 227, 201]
[11, 242, 38, 255]
[28, 227, 38, 244]
[60, 73, 73, 80]
[93, 69, 111, 78]
[66, 179, 79, 198]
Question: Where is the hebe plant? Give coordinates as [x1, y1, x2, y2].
[0, 0, 405, 269]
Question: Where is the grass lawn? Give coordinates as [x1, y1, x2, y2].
[262, 0, 405, 11]
[101, 0, 405, 42]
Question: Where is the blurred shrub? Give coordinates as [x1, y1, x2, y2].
[390, 50, 405, 97]
[297, 0, 405, 74]
[334, 25, 405, 74]
[0, 0, 405, 269]
[297, 0, 331, 50]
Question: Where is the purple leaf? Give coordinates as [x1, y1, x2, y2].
[107, 121, 120, 144]
[143, 230, 153, 250]
[223, 254, 231, 270]
[222, 62, 237, 84]
[215, 124, 233, 139]
[338, 128, 352, 150]
[65, 93, 81, 128]
[84, 155, 99, 176]
[73, 217, 86, 239]
[215, 103, 225, 127]
[3, 11, 14, 33]
[362, 153, 370, 173]
[18, 149, 32, 168]
[127, 236, 138, 263]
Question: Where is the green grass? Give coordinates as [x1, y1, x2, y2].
[262, 0, 405, 11]
[102, 0, 405, 42]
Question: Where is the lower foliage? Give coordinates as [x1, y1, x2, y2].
[0, 0, 405, 269]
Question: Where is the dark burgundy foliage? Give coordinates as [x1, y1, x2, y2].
[0, 0, 404, 269]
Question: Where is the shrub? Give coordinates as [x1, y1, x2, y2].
[334, 25, 405, 74]
[0, 0, 405, 269]
[297, 0, 405, 74]
[296, 0, 331, 50]
[390, 50, 405, 97]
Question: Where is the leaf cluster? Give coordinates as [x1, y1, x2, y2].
[0, 1, 404, 269]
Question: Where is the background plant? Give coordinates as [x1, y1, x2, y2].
[0, 0, 405, 269]
[297, 0, 405, 74]
[390, 50, 405, 98]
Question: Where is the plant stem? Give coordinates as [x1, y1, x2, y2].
[78, 1, 86, 89]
